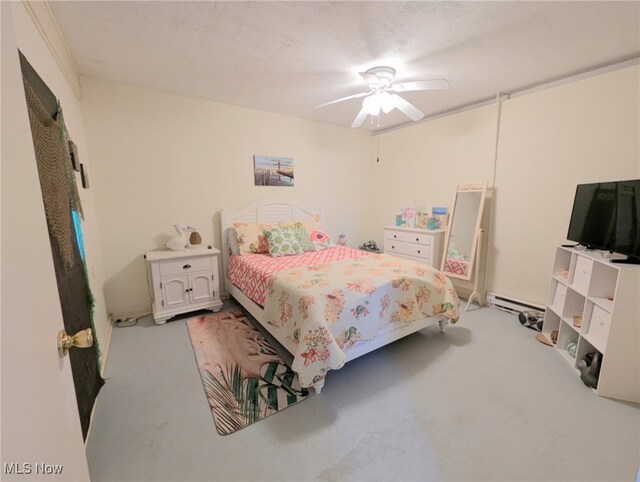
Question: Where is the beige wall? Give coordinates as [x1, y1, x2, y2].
[80, 77, 372, 315]
[369, 104, 498, 244]
[372, 65, 640, 305]
[83, 65, 639, 315]
[11, 3, 112, 366]
[491, 65, 640, 303]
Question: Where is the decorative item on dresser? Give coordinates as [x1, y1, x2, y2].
[382, 226, 444, 268]
[165, 224, 197, 251]
[145, 246, 223, 325]
[543, 246, 639, 403]
[189, 231, 203, 247]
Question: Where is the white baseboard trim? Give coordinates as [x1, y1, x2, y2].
[486, 292, 544, 314]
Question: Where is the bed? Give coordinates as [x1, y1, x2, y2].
[220, 200, 460, 393]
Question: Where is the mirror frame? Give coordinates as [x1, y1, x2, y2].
[440, 182, 488, 281]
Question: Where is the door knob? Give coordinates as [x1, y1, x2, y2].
[57, 328, 93, 358]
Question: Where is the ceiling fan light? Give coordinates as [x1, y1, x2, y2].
[378, 91, 396, 114]
[362, 95, 380, 116]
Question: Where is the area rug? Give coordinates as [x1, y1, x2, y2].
[186, 310, 308, 435]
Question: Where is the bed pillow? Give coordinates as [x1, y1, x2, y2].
[263, 226, 305, 257]
[285, 215, 322, 234]
[309, 229, 332, 251]
[289, 222, 315, 252]
[233, 222, 275, 254]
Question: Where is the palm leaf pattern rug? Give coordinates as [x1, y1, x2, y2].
[186, 310, 308, 435]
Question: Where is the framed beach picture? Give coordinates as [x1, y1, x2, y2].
[253, 155, 294, 186]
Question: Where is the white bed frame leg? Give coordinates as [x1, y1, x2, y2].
[438, 319, 448, 334]
[313, 378, 325, 394]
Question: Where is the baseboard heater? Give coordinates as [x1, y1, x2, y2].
[486, 292, 544, 315]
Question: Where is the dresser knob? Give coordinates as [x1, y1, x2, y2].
[183, 264, 191, 269]
[393, 235, 397, 238]
[417, 250, 421, 254]
[416, 237, 419, 242]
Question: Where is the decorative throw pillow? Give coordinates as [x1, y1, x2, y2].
[289, 223, 315, 252]
[309, 230, 332, 251]
[290, 215, 322, 234]
[264, 227, 304, 257]
[233, 222, 275, 254]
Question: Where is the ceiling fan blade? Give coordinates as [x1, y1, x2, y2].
[315, 91, 370, 109]
[351, 107, 369, 128]
[390, 79, 449, 92]
[391, 94, 425, 121]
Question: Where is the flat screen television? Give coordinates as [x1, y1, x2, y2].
[567, 179, 640, 264]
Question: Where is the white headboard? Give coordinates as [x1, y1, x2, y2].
[220, 199, 324, 291]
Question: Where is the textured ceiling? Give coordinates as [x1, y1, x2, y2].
[49, 1, 640, 131]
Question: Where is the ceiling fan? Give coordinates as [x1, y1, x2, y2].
[316, 66, 449, 128]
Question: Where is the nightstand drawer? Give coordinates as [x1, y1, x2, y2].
[159, 256, 212, 276]
[385, 230, 432, 246]
[385, 240, 432, 261]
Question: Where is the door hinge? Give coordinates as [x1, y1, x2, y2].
[211, 274, 214, 280]
[160, 282, 163, 289]
[161, 300, 164, 307]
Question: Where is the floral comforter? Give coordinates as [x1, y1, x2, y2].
[263, 252, 460, 388]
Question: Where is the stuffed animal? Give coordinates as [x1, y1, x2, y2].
[166, 224, 196, 251]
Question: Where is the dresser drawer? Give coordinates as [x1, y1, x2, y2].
[159, 256, 212, 276]
[385, 239, 432, 261]
[385, 230, 432, 246]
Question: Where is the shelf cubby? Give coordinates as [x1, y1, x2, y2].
[547, 279, 567, 316]
[588, 261, 618, 303]
[542, 308, 560, 345]
[557, 320, 579, 367]
[551, 247, 572, 282]
[561, 287, 585, 329]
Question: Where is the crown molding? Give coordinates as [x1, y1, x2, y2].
[373, 56, 640, 136]
[21, 0, 81, 99]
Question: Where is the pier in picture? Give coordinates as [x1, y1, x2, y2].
[253, 155, 294, 186]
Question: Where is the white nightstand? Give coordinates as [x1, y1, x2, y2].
[145, 246, 223, 325]
[383, 226, 445, 268]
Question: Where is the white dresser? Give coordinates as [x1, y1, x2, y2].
[145, 247, 223, 325]
[382, 226, 445, 268]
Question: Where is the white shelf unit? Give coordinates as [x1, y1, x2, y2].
[543, 247, 640, 403]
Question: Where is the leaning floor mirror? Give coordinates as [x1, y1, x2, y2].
[441, 182, 488, 307]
